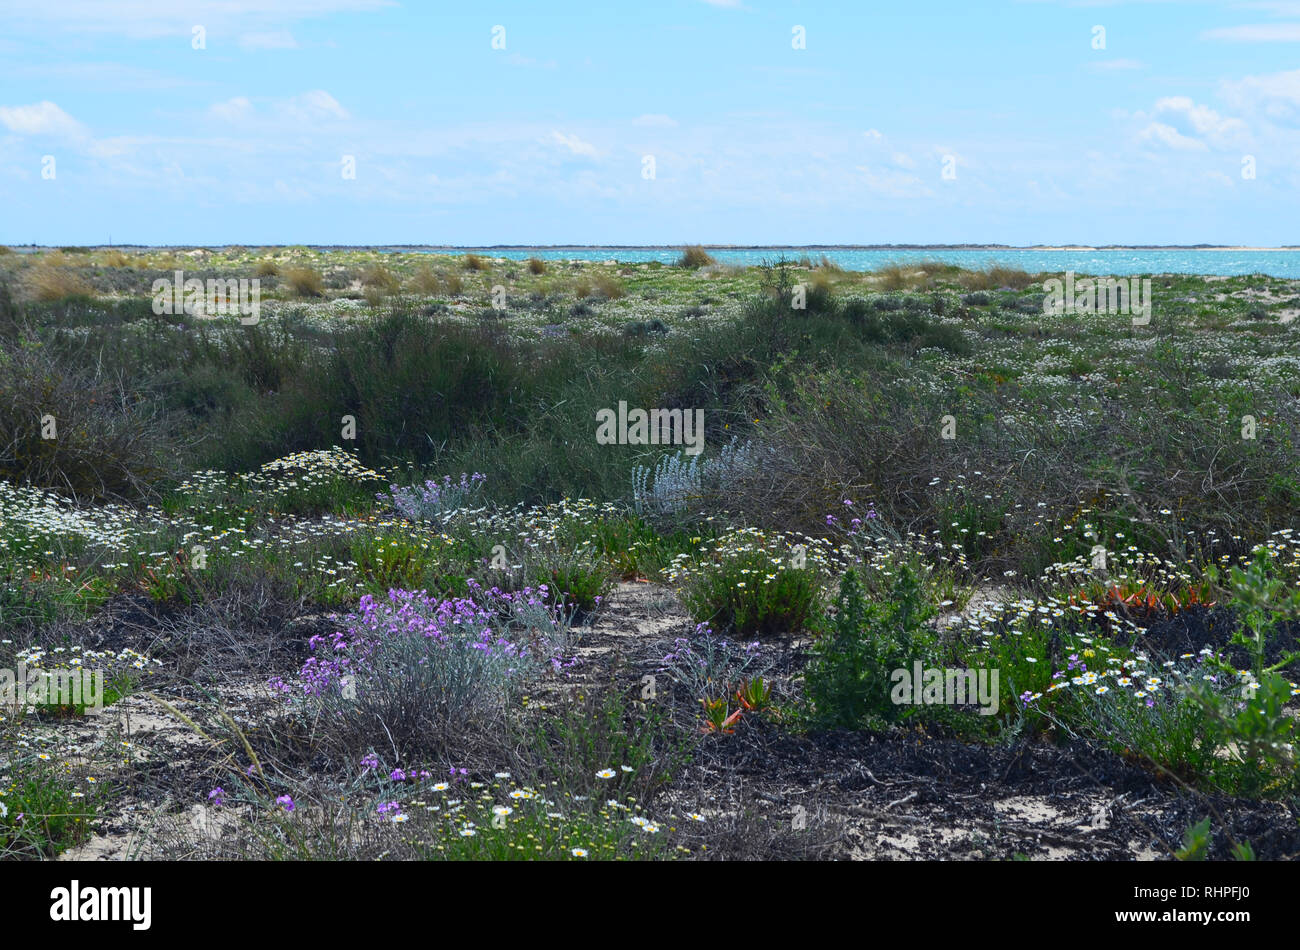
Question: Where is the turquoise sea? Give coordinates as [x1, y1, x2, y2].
[405, 247, 1300, 278]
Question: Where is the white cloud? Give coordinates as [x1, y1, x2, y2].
[549, 131, 598, 158]
[1221, 68, 1300, 123]
[1134, 96, 1248, 147]
[892, 151, 916, 168]
[1137, 121, 1208, 150]
[206, 91, 348, 125]
[288, 90, 349, 120]
[1202, 23, 1300, 42]
[0, 100, 88, 140]
[239, 30, 298, 50]
[209, 96, 254, 122]
[863, 128, 884, 142]
[700, 0, 743, 6]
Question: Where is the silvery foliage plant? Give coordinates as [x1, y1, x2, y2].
[381, 472, 486, 523]
[632, 437, 761, 516]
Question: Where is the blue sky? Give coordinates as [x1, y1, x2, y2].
[2, 0, 1300, 245]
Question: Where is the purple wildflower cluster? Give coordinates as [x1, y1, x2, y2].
[380, 472, 486, 522]
[825, 497, 879, 531]
[270, 579, 575, 703]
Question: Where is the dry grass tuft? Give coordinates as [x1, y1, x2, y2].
[284, 265, 324, 297]
[958, 265, 1039, 291]
[678, 245, 716, 269]
[25, 264, 94, 302]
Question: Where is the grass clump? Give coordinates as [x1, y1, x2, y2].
[593, 272, 625, 300]
[409, 265, 442, 294]
[24, 265, 94, 303]
[283, 265, 324, 297]
[958, 265, 1038, 291]
[678, 246, 716, 269]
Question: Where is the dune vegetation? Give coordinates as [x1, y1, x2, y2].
[1, 247, 1298, 860]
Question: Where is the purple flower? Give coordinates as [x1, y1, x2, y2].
[208, 787, 226, 807]
[360, 753, 379, 771]
[276, 795, 296, 813]
[390, 768, 407, 782]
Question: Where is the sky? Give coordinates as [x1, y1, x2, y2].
[2, 0, 1300, 246]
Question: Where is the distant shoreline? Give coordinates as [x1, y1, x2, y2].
[9, 244, 1300, 251]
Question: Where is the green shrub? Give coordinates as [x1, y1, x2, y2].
[671, 529, 827, 637]
[804, 565, 937, 729]
[0, 345, 180, 500]
[532, 548, 613, 619]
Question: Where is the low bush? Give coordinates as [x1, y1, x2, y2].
[283, 265, 324, 297]
[270, 583, 575, 761]
[803, 564, 938, 730]
[381, 472, 487, 523]
[24, 265, 94, 303]
[678, 246, 716, 269]
[668, 527, 830, 637]
[0, 345, 181, 500]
